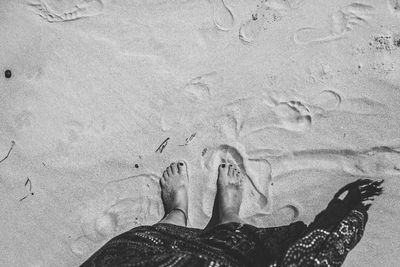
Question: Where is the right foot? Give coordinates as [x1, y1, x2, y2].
[217, 163, 244, 224]
[159, 161, 189, 226]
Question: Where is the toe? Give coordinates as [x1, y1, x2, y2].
[170, 162, 178, 174]
[162, 170, 168, 179]
[218, 163, 228, 175]
[177, 161, 186, 174]
[160, 176, 166, 185]
[228, 164, 234, 176]
[166, 166, 172, 176]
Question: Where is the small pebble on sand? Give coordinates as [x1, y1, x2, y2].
[5, 69, 11, 78]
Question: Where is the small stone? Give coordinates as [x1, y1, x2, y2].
[135, 164, 139, 168]
[5, 70, 11, 78]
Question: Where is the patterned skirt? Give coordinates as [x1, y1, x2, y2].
[80, 179, 382, 267]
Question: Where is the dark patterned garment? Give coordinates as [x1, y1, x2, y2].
[80, 179, 383, 267]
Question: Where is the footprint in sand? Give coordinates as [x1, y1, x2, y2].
[294, 3, 374, 45]
[184, 72, 223, 101]
[274, 100, 312, 132]
[76, 174, 163, 244]
[29, 0, 104, 23]
[102, 174, 163, 228]
[218, 96, 313, 137]
[209, 0, 235, 31]
[202, 143, 272, 218]
[239, 0, 301, 44]
[242, 96, 312, 133]
[239, 7, 281, 44]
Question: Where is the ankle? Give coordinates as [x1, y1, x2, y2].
[219, 213, 244, 224]
[220, 208, 239, 218]
[160, 208, 188, 226]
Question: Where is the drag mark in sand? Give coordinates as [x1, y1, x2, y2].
[209, 0, 235, 31]
[29, 0, 104, 23]
[248, 145, 400, 225]
[0, 141, 15, 165]
[294, 3, 375, 45]
[257, 145, 400, 178]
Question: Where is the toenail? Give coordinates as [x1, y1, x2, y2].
[221, 164, 226, 168]
[179, 162, 184, 166]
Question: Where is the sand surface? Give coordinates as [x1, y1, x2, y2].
[1, 0, 400, 266]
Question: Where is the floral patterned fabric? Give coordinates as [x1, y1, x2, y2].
[80, 179, 383, 267]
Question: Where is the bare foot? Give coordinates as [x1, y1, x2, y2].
[217, 163, 245, 224]
[158, 161, 189, 227]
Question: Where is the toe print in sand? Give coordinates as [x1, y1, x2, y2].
[29, 0, 104, 22]
[294, 3, 375, 45]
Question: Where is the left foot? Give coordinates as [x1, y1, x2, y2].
[159, 161, 189, 226]
[217, 163, 245, 224]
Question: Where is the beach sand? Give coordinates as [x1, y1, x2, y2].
[0, 0, 399, 266]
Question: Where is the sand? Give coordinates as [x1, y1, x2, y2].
[0, 0, 399, 266]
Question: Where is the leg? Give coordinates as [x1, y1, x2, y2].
[158, 161, 189, 227]
[217, 163, 245, 225]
